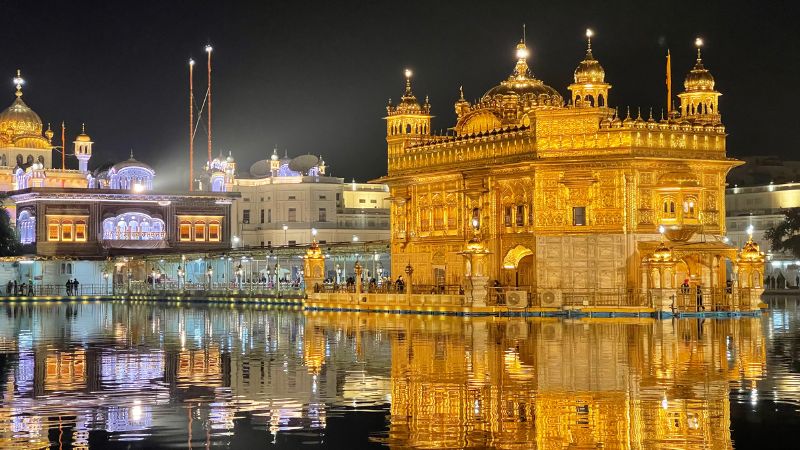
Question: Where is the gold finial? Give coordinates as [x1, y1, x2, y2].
[694, 37, 703, 61]
[13, 69, 24, 98]
[81, 123, 86, 134]
[130, 149, 134, 159]
[523, 23, 526, 45]
[648, 107, 654, 121]
[403, 68, 413, 96]
[459, 85, 464, 100]
[585, 28, 593, 52]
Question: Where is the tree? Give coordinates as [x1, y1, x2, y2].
[765, 208, 800, 259]
[0, 208, 20, 256]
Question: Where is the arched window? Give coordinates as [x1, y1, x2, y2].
[61, 219, 73, 241]
[75, 220, 87, 242]
[406, 124, 411, 134]
[179, 221, 192, 241]
[208, 221, 221, 242]
[683, 197, 697, 218]
[598, 94, 605, 107]
[586, 95, 594, 107]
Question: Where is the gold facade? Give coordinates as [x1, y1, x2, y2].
[380, 34, 742, 305]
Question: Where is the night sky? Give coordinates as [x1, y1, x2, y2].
[1, 0, 797, 190]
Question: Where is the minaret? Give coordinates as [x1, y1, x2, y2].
[74, 123, 93, 172]
[678, 38, 721, 123]
[568, 29, 611, 107]
[384, 69, 432, 160]
[270, 147, 280, 176]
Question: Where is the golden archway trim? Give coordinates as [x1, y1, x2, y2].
[502, 244, 534, 269]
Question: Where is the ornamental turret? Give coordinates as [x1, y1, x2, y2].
[678, 38, 721, 124]
[74, 123, 93, 172]
[568, 29, 611, 107]
[385, 69, 432, 159]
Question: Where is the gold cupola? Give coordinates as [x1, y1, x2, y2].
[678, 38, 721, 124]
[480, 39, 563, 108]
[568, 29, 611, 107]
[384, 69, 432, 158]
[0, 70, 51, 150]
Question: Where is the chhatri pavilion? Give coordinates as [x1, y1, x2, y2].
[376, 32, 764, 310]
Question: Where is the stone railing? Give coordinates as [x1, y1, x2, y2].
[307, 292, 467, 308]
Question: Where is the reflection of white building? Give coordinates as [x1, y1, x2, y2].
[726, 182, 800, 289]
[231, 149, 390, 248]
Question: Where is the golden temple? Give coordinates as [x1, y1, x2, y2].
[377, 31, 763, 311]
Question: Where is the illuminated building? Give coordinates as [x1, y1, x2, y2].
[726, 181, 800, 288]
[0, 71, 238, 287]
[230, 148, 390, 248]
[378, 33, 758, 309]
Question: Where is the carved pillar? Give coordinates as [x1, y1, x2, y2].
[736, 237, 765, 311]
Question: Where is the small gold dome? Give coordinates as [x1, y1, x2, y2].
[651, 241, 673, 261]
[684, 59, 715, 91]
[574, 50, 605, 84]
[739, 238, 764, 262]
[75, 123, 91, 142]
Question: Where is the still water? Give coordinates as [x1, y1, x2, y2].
[0, 299, 798, 449]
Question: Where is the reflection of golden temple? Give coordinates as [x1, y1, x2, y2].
[176, 345, 221, 386]
[295, 311, 767, 449]
[375, 32, 748, 311]
[44, 349, 86, 391]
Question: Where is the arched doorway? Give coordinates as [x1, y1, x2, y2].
[502, 245, 535, 288]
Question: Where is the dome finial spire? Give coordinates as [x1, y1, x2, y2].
[13, 69, 24, 98]
[404, 69, 413, 96]
[585, 28, 593, 53]
[694, 37, 703, 62]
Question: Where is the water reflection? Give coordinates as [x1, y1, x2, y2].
[0, 301, 792, 448]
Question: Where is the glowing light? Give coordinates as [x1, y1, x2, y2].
[658, 225, 666, 234]
[472, 218, 480, 229]
[205, 44, 213, 53]
[404, 68, 412, 78]
[746, 224, 754, 236]
[282, 224, 288, 231]
[13, 70, 24, 89]
[311, 228, 317, 236]
[586, 28, 593, 38]
[189, 58, 195, 66]
[695, 37, 703, 48]
[232, 236, 240, 243]
[132, 183, 144, 193]
[516, 46, 529, 59]
[352, 235, 359, 242]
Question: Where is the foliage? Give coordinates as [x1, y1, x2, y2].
[0, 207, 20, 257]
[765, 208, 800, 259]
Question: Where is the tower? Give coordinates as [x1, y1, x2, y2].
[678, 38, 721, 123]
[568, 29, 611, 107]
[270, 147, 280, 176]
[385, 69, 432, 159]
[74, 123, 93, 172]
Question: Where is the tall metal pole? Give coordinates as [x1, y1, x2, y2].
[61, 122, 66, 170]
[189, 59, 195, 191]
[205, 44, 213, 166]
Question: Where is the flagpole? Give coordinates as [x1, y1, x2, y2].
[666, 49, 672, 113]
[189, 58, 195, 192]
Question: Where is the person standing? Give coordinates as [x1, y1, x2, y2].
[66, 279, 72, 296]
[73, 278, 80, 295]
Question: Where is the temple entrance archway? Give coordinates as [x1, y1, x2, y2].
[502, 245, 534, 288]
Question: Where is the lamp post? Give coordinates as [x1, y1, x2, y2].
[283, 224, 288, 246]
[236, 263, 243, 290]
[151, 269, 156, 290]
[127, 267, 132, 293]
[102, 270, 109, 295]
[207, 264, 213, 290]
[404, 263, 414, 295]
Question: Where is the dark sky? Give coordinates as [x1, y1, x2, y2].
[1, 0, 797, 189]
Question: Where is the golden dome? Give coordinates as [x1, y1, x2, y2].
[739, 237, 764, 262]
[651, 241, 673, 261]
[387, 69, 430, 116]
[0, 97, 43, 138]
[75, 123, 91, 142]
[574, 48, 605, 84]
[684, 43, 715, 91]
[482, 40, 563, 108]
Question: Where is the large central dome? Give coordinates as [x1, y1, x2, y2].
[0, 96, 43, 138]
[481, 41, 563, 108]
